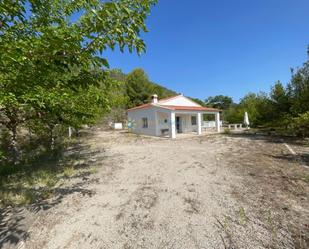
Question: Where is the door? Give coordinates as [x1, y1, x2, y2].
[176, 116, 182, 133]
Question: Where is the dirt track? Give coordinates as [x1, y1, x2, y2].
[10, 130, 309, 248]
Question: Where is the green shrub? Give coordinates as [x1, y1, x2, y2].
[223, 128, 231, 135]
[0, 150, 6, 161]
[0, 129, 10, 162]
[293, 111, 309, 137]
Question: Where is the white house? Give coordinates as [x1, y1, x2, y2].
[127, 94, 221, 138]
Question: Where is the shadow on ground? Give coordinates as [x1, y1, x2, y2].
[0, 136, 105, 248]
[0, 182, 95, 247]
[228, 132, 309, 167]
[269, 153, 309, 167]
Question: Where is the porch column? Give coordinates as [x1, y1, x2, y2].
[154, 111, 159, 136]
[197, 112, 202, 135]
[215, 112, 221, 132]
[169, 112, 176, 139]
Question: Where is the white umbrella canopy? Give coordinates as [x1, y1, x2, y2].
[244, 112, 250, 127]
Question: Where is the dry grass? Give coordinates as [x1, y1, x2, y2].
[223, 134, 309, 249]
[0, 164, 83, 207]
[0, 135, 101, 208]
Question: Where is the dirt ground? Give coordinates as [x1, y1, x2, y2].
[2, 129, 309, 249]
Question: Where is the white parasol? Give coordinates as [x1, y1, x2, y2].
[244, 112, 250, 128]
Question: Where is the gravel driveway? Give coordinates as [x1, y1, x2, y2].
[15, 130, 309, 248]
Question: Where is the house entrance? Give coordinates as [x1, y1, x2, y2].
[176, 116, 182, 133]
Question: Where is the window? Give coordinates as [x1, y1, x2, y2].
[142, 117, 148, 128]
[191, 116, 197, 125]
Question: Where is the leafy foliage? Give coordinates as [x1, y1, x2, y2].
[189, 97, 206, 107]
[205, 95, 233, 110]
[0, 0, 157, 163]
[288, 62, 309, 115]
[219, 47, 309, 135]
[292, 111, 309, 137]
[126, 68, 155, 108]
[109, 68, 176, 109]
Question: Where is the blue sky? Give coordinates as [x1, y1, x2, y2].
[105, 0, 309, 102]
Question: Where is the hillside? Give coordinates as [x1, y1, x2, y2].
[109, 68, 177, 103]
[108, 68, 206, 109]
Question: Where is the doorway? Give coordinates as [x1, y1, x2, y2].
[176, 116, 182, 133]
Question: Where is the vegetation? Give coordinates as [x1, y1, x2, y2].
[0, 0, 157, 165]
[205, 48, 309, 136]
[114, 68, 176, 108]
[99, 68, 177, 123]
[0, 0, 308, 208]
[0, 0, 157, 206]
[205, 95, 233, 110]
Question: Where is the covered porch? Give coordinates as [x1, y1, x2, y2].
[154, 109, 221, 139]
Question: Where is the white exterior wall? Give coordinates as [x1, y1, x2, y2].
[159, 95, 200, 107]
[176, 114, 197, 133]
[111, 123, 123, 129]
[157, 112, 170, 133]
[127, 97, 221, 137]
[127, 107, 157, 136]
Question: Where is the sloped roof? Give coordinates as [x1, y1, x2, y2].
[164, 105, 219, 111]
[126, 103, 152, 111]
[127, 95, 220, 112]
[157, 94, 202, 107]
[156, 94, 183, 103]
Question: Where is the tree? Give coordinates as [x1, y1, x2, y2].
[125, 68, 177, 108]
[205, 95, 233, 110]
[189, 97, 206, 107]
[270, 81, 290, 119]
[224, 104, 244, 124]
[104, 72, 129, 123]
[125, 69, 153, 108]
[223, 92, 273, 126]
[292, 111, 309, 137]
[238, 92, 273, 126]
[209, 46, 309, 134]
[150, 83, 177, 100]
[288, 61, 309, 115]
[0, 0, 157, 162]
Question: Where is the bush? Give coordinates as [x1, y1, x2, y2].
[293, 112, 309, 137]
[223, 128, 231, 135]
[0, 150, 6, 161]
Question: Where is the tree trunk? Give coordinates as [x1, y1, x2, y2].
[49, 128, 55, 151]
[68, 126, 72, 139]
[28, 127, 33, 143]
[10, 125, 19, 164]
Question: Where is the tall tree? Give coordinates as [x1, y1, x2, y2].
[0, 0, 157, 162]
[269, 81, 290, 119]
[288, 61, 309, 115]
[125, 68, 154, 108]
[205, 95, 233, 110]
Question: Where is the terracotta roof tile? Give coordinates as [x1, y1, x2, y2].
[127, 103, 152, 111]
[127, 95, 220, 112]
[165, 105, 220, 111]
[127, 104, 219, 112]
